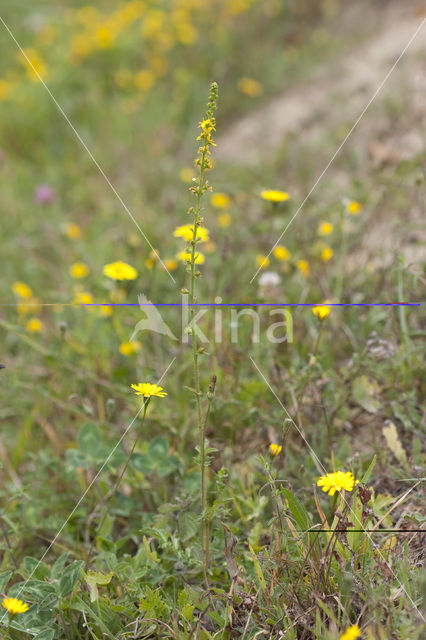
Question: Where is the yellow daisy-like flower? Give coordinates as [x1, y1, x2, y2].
[119, 341, 142, 356]
[321, 247, 333, 262]
[131, 382, 167, 398]
[73, 291, 94, 306]
[218, 213, 231, 228]
[12, 281, 33, 299]
[312, 304, 330, 321]
[317, 471, 359, 496]
[346, 200, 363, 215]
[256, 254, 270, 269]
[64, 222, 82, 239]
[69, 262, 89, 279]
[339, 624, 361, 640]
[173, 224, 209, 243]
[211, 193, 231, 209]
[318, 221, 333, 236]
[26, 318, 43, 333]
[164, 258, 178, 271]
[99, 305, 113, 317]
[261, 190, 290, 203]
[2, 597, 29, 615]
[269, 443, 282, 456]
[177, 251, 205, 265]
[273, 246, 291, 261]
[296, 259, 310, 276]
[103, 261, 138, 281]
[179, 167, 194, 183]
[238, 77, 262, 97]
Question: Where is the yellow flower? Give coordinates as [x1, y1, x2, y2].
[177, 251, 205, 265]
[119, 341, 142, 356]
[321, 247, 333, 262]
[261, 190, 290, 203]
[64, 222, 82, 239]
[238, 77, 262, 97]
[179, 167, 194, 183]
[173, 224, 209, 242]
[296, 259, 310, 276]
[347, 200, 363, 215]
[103, 261, 138, 280]
[100, 305, 113, 317]
[269, 443, 282, 456]
[69, 262, 89, 279]
[198, 118, 215, 134]
[211, 193, 231, 209]
[273, 246, 290, 261]
[135, 69, 155, 91]
[218, 213, 231, 228]
[318, 221, 333, 236]
[317, 471, 359, 496]
[256, 254, 270, 269]
[164, 258, 178, 271]
[339, 624, 361, 640]
[2, 597, 29, 615]
[12, 281, 32, 299]
[20, 48, 47, 81]
[26, 318, 43, 333]
[131, 382, 167, 398]
[73, 291, 94, 306]
[312, 304, 330, 321]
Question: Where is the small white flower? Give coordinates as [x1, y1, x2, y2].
[258, 272, 281, 288]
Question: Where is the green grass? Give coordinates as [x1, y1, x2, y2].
[0, 1, 425, 639]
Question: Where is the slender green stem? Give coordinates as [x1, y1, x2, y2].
[397, 256, 411, 365]
[190, 148, 209, 584]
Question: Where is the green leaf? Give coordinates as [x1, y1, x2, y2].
[51, 553, 69, 579]
[352, 375, 381, 413]
[22, 557, 50, 581]
[84, 571, 113, 603]
[77, 423, 103, 459]
[33, 630, 55, 640]
[281, 487, 310, 531]
[0, 570, 12, 593]
[360, 455, 376, 484]
[59, 561, 82, 596]
[179, 512, 199, 541]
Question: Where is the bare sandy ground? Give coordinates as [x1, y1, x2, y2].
[217, 1, 426, 271]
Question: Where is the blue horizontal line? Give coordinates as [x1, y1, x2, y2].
[82, 302, 421, 307]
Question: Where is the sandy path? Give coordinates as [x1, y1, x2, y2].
[216, 2, 425, 165]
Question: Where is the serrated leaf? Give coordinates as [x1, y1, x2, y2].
[352, 375, 381, 413]
[382, 421, 407, 466]
[179, 512, 199, 541]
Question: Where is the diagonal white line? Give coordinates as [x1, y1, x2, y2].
[0, 357, 176, 622]
[0, 16, 175, 283]
[250, 355, 425, 622]
[250, 17, 426, 283]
